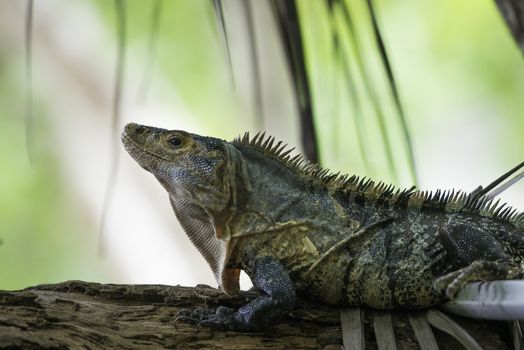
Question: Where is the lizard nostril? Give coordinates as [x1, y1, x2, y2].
[135, 126, 146, 134]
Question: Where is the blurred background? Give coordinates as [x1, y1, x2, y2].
[0, 0, 523, 291]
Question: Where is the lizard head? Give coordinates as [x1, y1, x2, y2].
[122, 122, 243, 295]
[121, 122, 232, 211]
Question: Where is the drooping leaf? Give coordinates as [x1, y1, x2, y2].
[427, 309, 482, 350]
[25, 0, 34, 164]
[495, 0, 524, 54]
[209, 0, 419, 183]
[337, 0, 398, 183]
[99, 0, 127, 255]
[326, 0, 370, 174]
[138, 0, 163, 103]
[242, 1, 264, 130]
[212, 0, 235, 88]
[470, 161, 524, 201]
[366, 0, 418, 184]
[270, 0, 319, 164]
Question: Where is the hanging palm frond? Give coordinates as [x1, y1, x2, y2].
[99, 0, 127, 255]
[138, 0, 163, 102]
[326, 0, 371, 174]
[210, 0, 418, 185]
[270, 0, 319, 164]
[366, 0, 418, 183]
[212, 0, 235, 88]
[496, 0, 524, 54]
[25, 0, 34, 164]
[242, 1, 264, 130]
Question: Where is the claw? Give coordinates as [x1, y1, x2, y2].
[175, 308, 192, 318]
[174, 306, 246, 331]
[433, 270, 462, 299]
[175, 307, 217, 326]
[174, 315, 195, 324]
[444, 276, 467, 300]
[444, 282, 459, 300]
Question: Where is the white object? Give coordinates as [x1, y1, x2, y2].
[442, 280, 524, 320]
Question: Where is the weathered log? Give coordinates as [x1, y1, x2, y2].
[0, 281, 514, 349]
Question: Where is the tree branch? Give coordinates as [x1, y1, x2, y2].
[0, 281, 513, 349]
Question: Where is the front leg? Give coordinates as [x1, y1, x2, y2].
[177, 256, 296, 331]
[434, 218, 520, 299]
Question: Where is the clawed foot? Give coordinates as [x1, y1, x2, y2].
[176, 306, 248, 331]
[433, 271, 464, 300]
[433, 260, 511, 300]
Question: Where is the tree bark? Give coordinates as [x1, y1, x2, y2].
[0, 281, 514, 349]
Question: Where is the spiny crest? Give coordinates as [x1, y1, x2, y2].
[231, 132, 524, 229]
[232, 132, 415, 204]
[233, 131, 313, 176]
[407, 188, 524, 227]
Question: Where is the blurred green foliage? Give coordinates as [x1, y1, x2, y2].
[0, 66, 114, 290]
[1, 0, 523, 290]
[299, 0, 524, 183]
[93, 0, 245, 135]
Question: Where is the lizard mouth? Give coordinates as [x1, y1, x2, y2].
[121, 132, 174, 166]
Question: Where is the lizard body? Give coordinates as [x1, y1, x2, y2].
[122, 123, 524, 331]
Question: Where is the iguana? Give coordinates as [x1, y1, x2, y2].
[121, 122, 524, 331]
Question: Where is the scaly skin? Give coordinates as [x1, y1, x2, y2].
[122, 123, 524, 331]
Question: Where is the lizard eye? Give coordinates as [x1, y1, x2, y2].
[168, 136, 184, 148]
